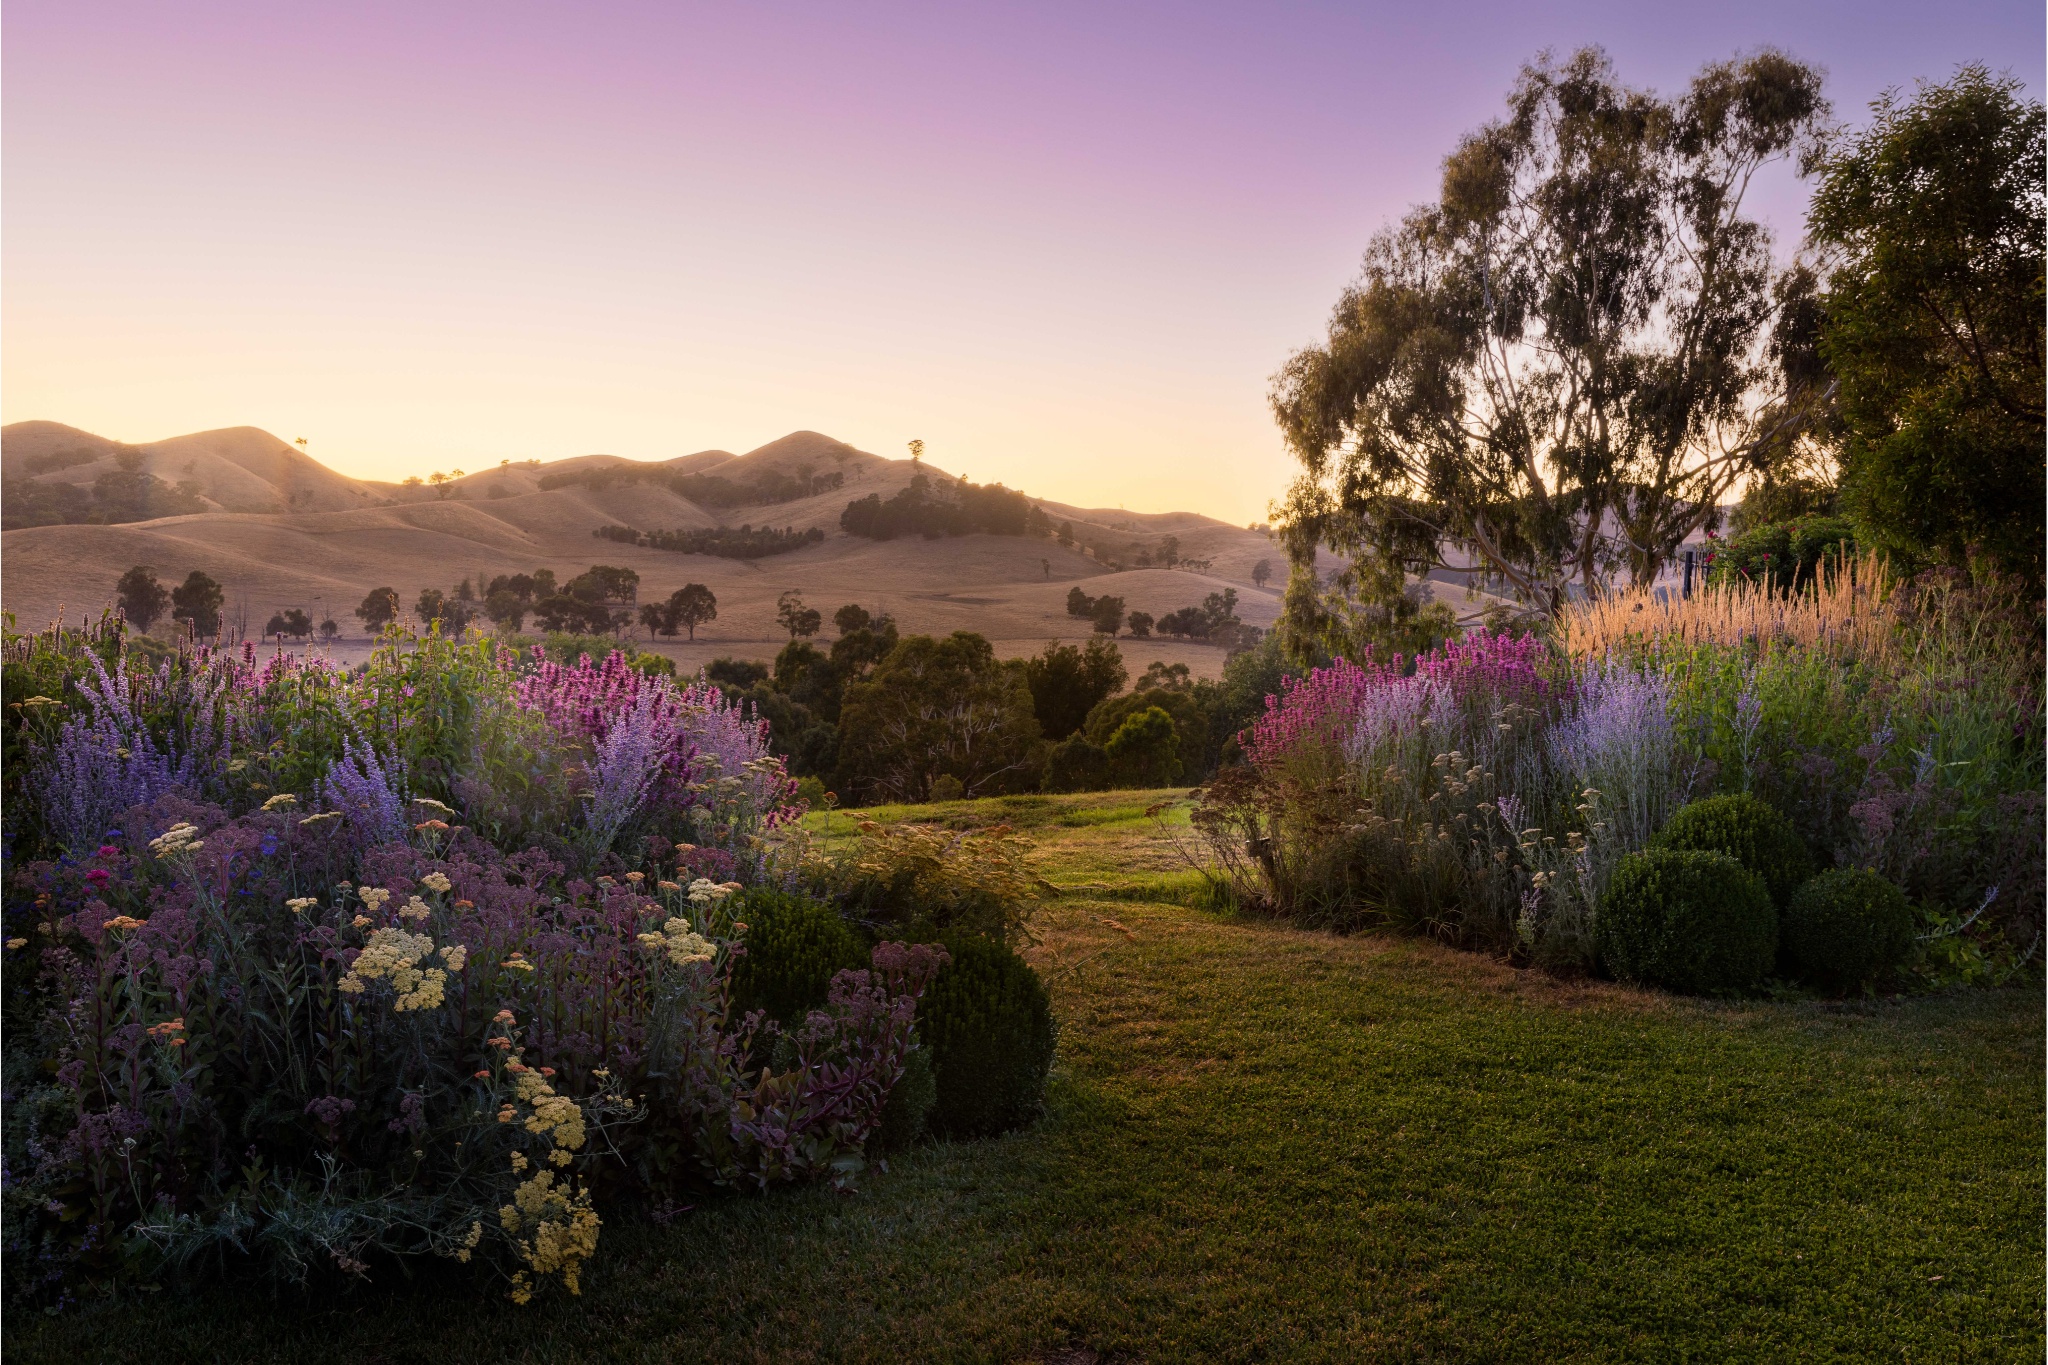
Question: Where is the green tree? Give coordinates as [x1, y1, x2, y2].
[834, 603, 872, 635]
[1103, 705, 1182, 787]
[1024, 638, 1127, 740]
[355, 587, 401, 632]
[1086, 687, 1208, 783]
[1090, 595, 1126, 636]
[836, 632, 1042, 802]
[1126, 611, 1154, 638]
[1809, 66, 2045, 583]
[1270, 48, 1830, 631]
[114, 566, 169, 631]
[637, 602, 668, 639]
[169, 570, 224, 638]
[1252, 558, 1273, 589]
[777, 590, 822, 640]
[666, 583, 719, 640]
[264, 609, 313, 640]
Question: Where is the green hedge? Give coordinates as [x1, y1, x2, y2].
[917, 933, 1057, 1136]
[1653, 792, 1814, 909]
[727, 889, 867, 1027]
[1782, 868, 1916, 993]
[1600, 848, 1777, 994]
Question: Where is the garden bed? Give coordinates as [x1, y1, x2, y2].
[10, 804, 2042, 1363]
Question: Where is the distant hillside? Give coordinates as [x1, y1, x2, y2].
[0, 421, 1436, 679]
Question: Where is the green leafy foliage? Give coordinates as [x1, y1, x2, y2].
[726, 889, 869, 1027]
[1653, 793, 1814, 909]
[1024, 637, 1126, 740]
[1600, 849, 1778, 994]
[1782, 868, 1916, 993]
[1809, 66, 2045, 586]
[1704, 518, 1857, 592]
[917, 933, 1056, 1137]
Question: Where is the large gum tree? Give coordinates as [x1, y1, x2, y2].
[1272, 48, 1831, 633]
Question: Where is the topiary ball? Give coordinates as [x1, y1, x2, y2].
[726, 889, 867, 1027]
[869, 1046, 937, 1153]
[917, 933, 1056, 1137]
[1653, 792, 1814, 908]
[1599, 848, 1777, 994]
[1781, 868, 1915, 993]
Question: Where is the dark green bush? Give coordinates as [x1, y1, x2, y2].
[1782, 868, 1916, 993]
[917, 933, 1056, 1136]
[869, 1046, 937, 1152]
[1653, 792, 1814, 908]
[1599, 849, 1778, 994]
[727, 889, 867, 1026]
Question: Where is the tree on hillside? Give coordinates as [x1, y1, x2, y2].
[666, 583, 718, 640]
[1065, 586, 1095, 618]
[1252, 559, 1273, 589]
[637, 602, 668, 639]
[264, 609, 313, 640]
[169, 570, 224, 638]
[834, 603, 872, 635]
[1126, 611, 1154, 638]
[1024, 637, 1127, 741]
[777, 590, 822, 640]
[415, 588, 449, 626]
[1090, 595, 1126, 637]
[319, 618, 340, 642]
[356, 587, 401, 632]
[1809, 66, 2045, 584]
[115, 566, 170, 632]
[835, 632, 1041, 802]
[1159, 535, 1180, 568]
[1270, 48, 1831, 633]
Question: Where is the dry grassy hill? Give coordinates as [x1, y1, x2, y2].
[4, 422, 1330, 678]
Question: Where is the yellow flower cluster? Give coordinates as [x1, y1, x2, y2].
[636, 916, 716, 967]
[420, 871, 453, 894]
[509, 1067, 587, 1158]
[286, 896, 318, 914]
[500, 1167, 601, 1303]
[338, 926, 466, 1010]
[260, 793, 299, 811]
[685, 877, 743, 906]
[398, 895, 432, 923]
[358, 886, 392, 912]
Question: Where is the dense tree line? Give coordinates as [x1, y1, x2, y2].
[540, 463, 842, 507]
[7, 451, 207, 530]
[1064, 585, 1261, 649]
[594, 523, 825, 559]
[839, 472, 1054, 541]
[703, 609, 1301, 804]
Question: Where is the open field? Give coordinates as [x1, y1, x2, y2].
[12, 791, 2040, 1365]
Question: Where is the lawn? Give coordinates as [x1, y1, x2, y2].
[13, 792, 2042, 1364]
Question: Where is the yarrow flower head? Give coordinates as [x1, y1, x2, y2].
[149, 823, 203, 858]
[286, 896, 319, 914]
[419, 871, 453, 894]
[637, 916, 716, 967]
[260, 793, 299, 811]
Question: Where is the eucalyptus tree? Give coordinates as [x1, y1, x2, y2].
[1271, 47, 1830, 631]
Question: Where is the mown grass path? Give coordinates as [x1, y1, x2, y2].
[15, 794, 2042, 1363]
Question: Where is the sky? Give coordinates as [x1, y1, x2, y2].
[5, 1, 2041, 522]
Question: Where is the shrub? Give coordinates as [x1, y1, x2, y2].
[917, 933, 1056, 1136]
[869, 1046, 937, 1151]
[1782, 868, 1916, 992]
[726, 889, 868, 1026]
[1599, 849, 1778, 994]
[825, 819, 1043, 943]
[1042, 734, 1109, 792]
[1653, 793, 1814, 908]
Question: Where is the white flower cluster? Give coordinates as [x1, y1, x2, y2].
[149, 823, 204, 858]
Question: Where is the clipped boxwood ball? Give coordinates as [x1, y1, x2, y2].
[727, 889, 867, 1027]
[1600, 848, 1777, 994]
[917, 933, 1056, 1137]
[869, 1046, 938, 1153]
[1653, 792, 1814, 907]
[1782, 868, 1915, 993]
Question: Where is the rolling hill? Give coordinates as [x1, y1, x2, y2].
[0, 422, 1463, 677]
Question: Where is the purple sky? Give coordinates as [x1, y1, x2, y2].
[6, 1, 2040, 519]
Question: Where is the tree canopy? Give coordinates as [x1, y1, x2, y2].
[1809, 66, 2045, 584]
[1271, 47, 1831, 629]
